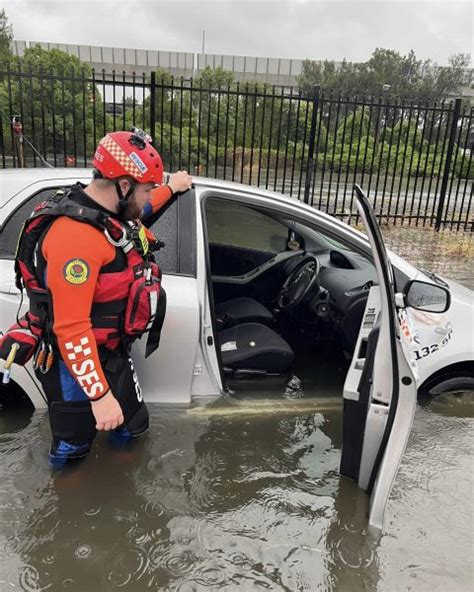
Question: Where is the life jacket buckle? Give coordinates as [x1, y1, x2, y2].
[104, 226, 129, 248]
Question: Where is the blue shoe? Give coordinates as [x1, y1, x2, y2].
[108, 426, 132, 446]
[49, 440, 90, 468]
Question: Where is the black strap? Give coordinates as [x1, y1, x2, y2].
[145, 288, 167, 358]
[114, 179, 137, 220]
[90, 317, 122, 329]
[90, 298, 128, 317]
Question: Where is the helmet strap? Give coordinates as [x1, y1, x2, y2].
[114, 178, 137, 219]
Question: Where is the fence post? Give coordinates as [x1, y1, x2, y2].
[435, 98, 462, 230]
[303, 85, 320, 204]
[0, 110, 4, 168]
[149, 71, 156, 145]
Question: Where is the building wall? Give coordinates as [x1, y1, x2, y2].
[13, 40, 194, 79]
[12, 40, 473, 97]
[12, 39, 313, 87]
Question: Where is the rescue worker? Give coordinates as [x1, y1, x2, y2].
[13, 129, 192, 465]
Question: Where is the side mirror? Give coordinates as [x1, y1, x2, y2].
[403, 279, 451, 313]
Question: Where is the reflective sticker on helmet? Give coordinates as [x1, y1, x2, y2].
[64, 258, 90, 285]
[99, 135, 143, 178]
[129, 151, 148, 174]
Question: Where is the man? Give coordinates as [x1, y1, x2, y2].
[14, 129, 192, 465]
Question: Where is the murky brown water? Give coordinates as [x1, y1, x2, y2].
[0, 393, 472, 591]
[0, 230, 472, 591]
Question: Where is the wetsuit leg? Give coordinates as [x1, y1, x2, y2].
[35, 357, 97, 466]
[36, 349, 149, 463]
[99, 348, 149, 440]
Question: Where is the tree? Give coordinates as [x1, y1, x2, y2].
[0, 45, 102, 163]
[417, 53, 471, 102]
[297, 59, 365, 97]
[0, 9, 13, 69]
[194, 66, 235, 90]
[297, 48, 472, 102]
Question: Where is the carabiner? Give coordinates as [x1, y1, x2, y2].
[104, 226, 129, 248]
[40, 344, 54, 375]
[33, 341, 47, 371]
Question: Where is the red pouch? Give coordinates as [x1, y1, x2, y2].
[0, 318, 39, 366]
[124, 277, 161, 337]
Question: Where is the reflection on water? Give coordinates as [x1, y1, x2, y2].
[379, 401, 474, 592]
[0, 390, 472, 591]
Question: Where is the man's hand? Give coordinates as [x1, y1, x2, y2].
[168, 170, 192, 194]
[91, 391, 124, 431]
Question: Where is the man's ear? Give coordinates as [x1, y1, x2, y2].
[118, 178, 131, 194]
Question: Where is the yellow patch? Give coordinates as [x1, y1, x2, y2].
[64, 259, 90, 285]
[138, 225, 149, 255]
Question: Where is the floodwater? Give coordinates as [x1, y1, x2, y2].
[0, 232, 473, 591]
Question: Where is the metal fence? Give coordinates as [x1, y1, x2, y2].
[1, 67, 472, 230]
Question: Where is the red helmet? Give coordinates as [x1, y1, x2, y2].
[93, 130, 163, 185]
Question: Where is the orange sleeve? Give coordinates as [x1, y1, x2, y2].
[142, 184, 174, 219]
[42, 217, 116, 400]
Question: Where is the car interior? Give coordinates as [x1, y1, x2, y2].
[203, 197, 380, 396]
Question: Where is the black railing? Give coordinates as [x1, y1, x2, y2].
[0, 67, 472, 231]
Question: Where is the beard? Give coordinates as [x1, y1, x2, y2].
[121, 195, 143, 221]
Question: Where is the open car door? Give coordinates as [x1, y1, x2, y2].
[341, 185, 419, 530]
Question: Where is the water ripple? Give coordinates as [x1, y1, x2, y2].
[141, 500, 165, 519]
[194, 565, 227, 586]
[74, 544, 91, 560]
[106, 548, 149, 588]
[126, 525, 151, 546]
[156, 549, 199, 576]
[84, 507, 101, 517]
[229, 551, 253, 571]
[19, 564, 51, 592]
[334, 537, 375, 568]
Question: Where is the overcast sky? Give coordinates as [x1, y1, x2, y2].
[4, 0, 472, 66]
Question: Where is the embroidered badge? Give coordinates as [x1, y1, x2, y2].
[64, 258, 90, 285]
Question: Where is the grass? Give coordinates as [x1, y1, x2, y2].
[441, 231, 474, 258]
[381, 225, 474, 260]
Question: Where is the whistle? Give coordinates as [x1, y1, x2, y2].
[2, 343, 20, 384]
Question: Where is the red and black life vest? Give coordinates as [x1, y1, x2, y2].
[14, 189, 166, 357]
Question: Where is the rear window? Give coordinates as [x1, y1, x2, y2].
[0, 187, 65, 258]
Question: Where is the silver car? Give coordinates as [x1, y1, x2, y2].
[0, 168, 472, 530]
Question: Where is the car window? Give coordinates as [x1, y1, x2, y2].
[205, 197, 289, 253]
[148, 199, 179, 274]
[0, 187, 66, 259]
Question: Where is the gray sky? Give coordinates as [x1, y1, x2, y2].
[4, 0, 473, 65]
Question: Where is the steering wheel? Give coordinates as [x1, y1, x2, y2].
[277, 254, 320, 310]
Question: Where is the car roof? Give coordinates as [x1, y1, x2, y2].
[0, 167, 298, 200]
[0, 167, 306, 213]
[0, 167, 93, 204]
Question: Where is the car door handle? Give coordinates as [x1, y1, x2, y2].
[0, 284, 20, 295]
